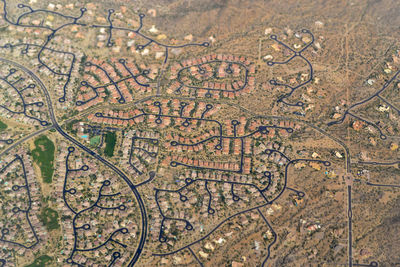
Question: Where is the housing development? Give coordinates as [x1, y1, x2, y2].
[0, 0, 399, 266]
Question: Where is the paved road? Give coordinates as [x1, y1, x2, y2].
[348, 185, 353, 267]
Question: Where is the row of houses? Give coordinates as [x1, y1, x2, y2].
[171, 54, 253, 74]
[167, 54, 256, 99]
[120, 130, 159, 176]
[166, 133, 252, 156]
[160, 153, 254, 174]
[87, 99, 221, 129]
[75, 57, 158, 111]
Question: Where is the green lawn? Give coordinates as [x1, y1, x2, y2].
[25, 255, 52, 267]
[90, 135, 101, 146]
[0, 120, 7, 131]
[31, 135, 55, 183]
[39, 207, 60, 231]
[104, 132, 116, 157]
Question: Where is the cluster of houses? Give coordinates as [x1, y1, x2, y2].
[120, 130, 159, 177]
[41, 2, 189, 62]
[154, 211, 262, 266]
[255, 141, 290, 166]
[85, 102, 303, 181]
[0, 149, 47, 257]
[0, 65, 49, 126]
[167, 54, 256, 99]
[87, 99, 221, 130]
[53, 142, 140, 266]
[161, 154, 244, 173]
[160, 119, 299, 176]
[147, 172, 265, 250]
[0, 99, 47, 127]
[0, 33, 82, 112]
[249, 119, 300, 138]
[75, 58, 158, 111]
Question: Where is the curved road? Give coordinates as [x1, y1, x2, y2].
[0, 125, 54, 158]
[0, 57, 147, 266]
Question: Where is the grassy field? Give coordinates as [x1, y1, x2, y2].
[31, 135, 55, 183]
[0, 120, 7, 131]
[39, 206, 60, 231]
[90, 135, 101, 146]
[25, 255, 52, 267]
[104, 132, 116, 157]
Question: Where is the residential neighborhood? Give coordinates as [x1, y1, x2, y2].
[0, 0, 399, 266]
